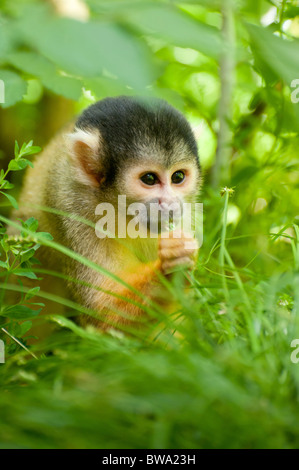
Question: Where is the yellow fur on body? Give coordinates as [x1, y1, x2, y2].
[9, 126, 170, 333]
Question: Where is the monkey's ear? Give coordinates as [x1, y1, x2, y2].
[192, 123, 203, 141]
[66, 128, 104, 187]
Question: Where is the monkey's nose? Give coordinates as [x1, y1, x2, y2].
[159, 200, 181, 212]
[159, 201, 169, 210]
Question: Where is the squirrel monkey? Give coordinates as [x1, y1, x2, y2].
[12, 97, 201, 332]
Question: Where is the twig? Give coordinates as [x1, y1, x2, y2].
[1, 327, 38, 360]
[212, 0, 235, 187]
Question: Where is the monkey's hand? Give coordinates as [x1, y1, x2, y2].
[158, 230, 199, 275]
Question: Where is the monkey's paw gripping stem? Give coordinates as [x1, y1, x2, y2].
[158, 231, 198, 274]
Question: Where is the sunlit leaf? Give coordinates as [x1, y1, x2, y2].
[0, 70, 27, 108]
[127, 5, 222, 59]
[247, 24, 299, 85]
[17, 5, 157, 89]
[8, 51, 83, 101]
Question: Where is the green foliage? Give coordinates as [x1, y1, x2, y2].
[0, 70, 27, 108]
[0, 0, 299, 450]
[0, 141, 52, 357]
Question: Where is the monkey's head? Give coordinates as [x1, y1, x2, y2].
[68, 96, 201, 233]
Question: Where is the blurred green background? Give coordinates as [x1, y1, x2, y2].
[0, 0, 299, 449]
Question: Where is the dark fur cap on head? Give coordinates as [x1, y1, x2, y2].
[73, 96, 200, 185]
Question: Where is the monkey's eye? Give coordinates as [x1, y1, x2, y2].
[140, 173, 159, 186]
[171, 170, 185, 184]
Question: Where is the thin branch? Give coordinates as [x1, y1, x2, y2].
[212, 0, 235, 187]
[1, 327, 38, 360]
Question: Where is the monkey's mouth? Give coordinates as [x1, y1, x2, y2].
[116, 199, 184, 237]
[145, 210, 182, 234]
[125, 209, 181, 234]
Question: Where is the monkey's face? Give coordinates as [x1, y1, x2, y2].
[68, 96, 201, 235]
[116, 156, 200, 234]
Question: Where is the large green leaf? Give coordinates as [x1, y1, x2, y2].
[8, 52, 82, 101]
[0, 20, 16, 61]
[247, 24, 299, 85]
[85, 77, 129, 99]
[0, 69, 27, 108]
[247, 24, 299, 125]
[126, 5, 222, 59]
[1, 305, 41, 320]
[17, 5, 157, 89]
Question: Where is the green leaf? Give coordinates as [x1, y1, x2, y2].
[127, 5, 222, 59]
[247, 23, 299, 85]
[0, 191, 18, 209]
[19, 142, 41, 157]
[0, 260, 8, 269]
[16, 159, 30, 169]
[20, 248, 36, 264]
[14, 141, 20, 159]
[0, 70, 27, 108]
[18, 5, 157, 89]
[37, 232, 54, 241]
[1, 181, 14, 190]
[2, 305, 41, 320]
[85, 77, 128, 100]
[25, 160, 34, 168]
[28, 256, 41, 266]
[9, 157, 34, 170]
[25, 287, 40, 301]
[12, 269, 38, 280]
[0, 21, 15, 61]
[8, 51, 83, 101]
[284, 5, 299, 19]
[49, 315, 93, 339]
[23, 217, 39, 232]
[1, 237, 9, 253]
[19, 321, 33, 335]
[21, 148, 41, 157]
[8, 160, 24, 171]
